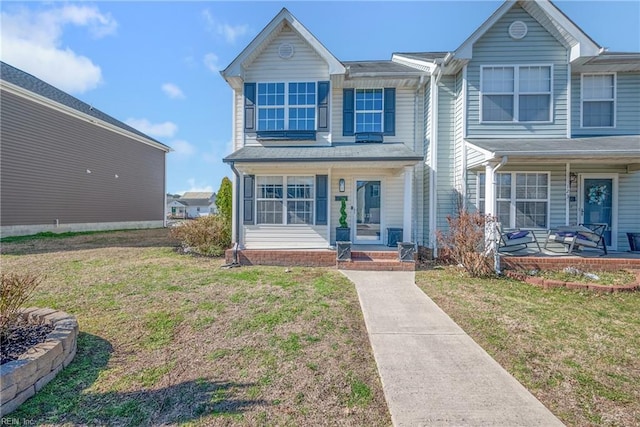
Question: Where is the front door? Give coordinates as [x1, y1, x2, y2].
[354, 180, 382, 244]
[580, 174, 617, 249]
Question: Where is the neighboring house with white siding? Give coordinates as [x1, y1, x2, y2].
[1, 61, 172, 237]
[179, 192, 217, 218]
[222, 0, 640, 254]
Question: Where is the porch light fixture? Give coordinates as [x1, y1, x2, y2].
[339, 178, 345, 192]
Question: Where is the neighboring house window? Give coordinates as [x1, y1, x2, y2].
[256, 176, 314, 225]
[481, 65, 551, 122]
[582, 73, 615, 127]
[355, 89, 383, 132]
[478, 172, 549, 228]
[256, 82, 316, 131]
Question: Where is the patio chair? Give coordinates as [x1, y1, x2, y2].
[544, 223, 608, 255]
[497, 224, 541, 254]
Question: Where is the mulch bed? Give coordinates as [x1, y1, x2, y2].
[1, 318, 53, 365]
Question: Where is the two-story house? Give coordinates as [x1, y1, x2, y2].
[222, 0, 640, 259]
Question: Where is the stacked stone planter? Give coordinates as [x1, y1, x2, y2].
[0, 308, 78, 416]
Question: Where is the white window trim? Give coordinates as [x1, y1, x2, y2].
[479, 64, 554, 124]
[477, 171, 551, 229]
[580, 72, 617, 129]
[256, 81, 318, 131]
[355, 88, 385, 133]
[255, 175, 315, 225]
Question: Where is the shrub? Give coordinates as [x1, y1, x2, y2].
[169, 215, 231, 257]
[1, 272, 43, 338]
[436, 210, 496, 278]
[216, 177, 233, 225]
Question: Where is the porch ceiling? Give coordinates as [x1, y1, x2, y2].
[223, 142, 423, 165]
[466, 135, 640, 166]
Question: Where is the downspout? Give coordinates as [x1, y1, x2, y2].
[565, 163, 571, 225]
[226, 161, 242, 267]
[428, 70, 440, 257]
[414, 74, 426, 244]
[488, 155, 508, 274]
[163, 153, 168, 228]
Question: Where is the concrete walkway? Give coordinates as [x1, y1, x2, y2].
[341, 270, 564, 427]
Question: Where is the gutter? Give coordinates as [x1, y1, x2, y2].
[228, 162, 242, 266]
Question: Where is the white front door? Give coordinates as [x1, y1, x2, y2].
[579, 174, 618, 250]
[354, 179, 382, 244]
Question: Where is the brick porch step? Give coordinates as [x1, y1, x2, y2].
[338, 251, 416, 271]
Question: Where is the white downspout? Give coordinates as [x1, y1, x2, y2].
[485, 156, 507, 274]
[565, 163, 570, 225]
[429, 70, 440, 257]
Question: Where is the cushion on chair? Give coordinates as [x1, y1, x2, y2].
[505, 230, 530, 240]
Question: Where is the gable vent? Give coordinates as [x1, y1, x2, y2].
[509, 21, 528, 39]
[278, 43, 294, 59]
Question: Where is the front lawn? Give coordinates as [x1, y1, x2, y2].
[416, 267, 640, 427]
[1, 229, 390, 426]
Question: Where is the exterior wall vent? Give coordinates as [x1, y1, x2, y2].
[509, 21, 528, 39]
[278, 43, 294, 59]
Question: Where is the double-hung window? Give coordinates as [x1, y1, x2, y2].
[582, 73, 615, 127]
[256, 82, 316, 131]
[481, 65, 551, 122]
[256, 176, 314, 225]
[478, 172, 549, 229]
[355, 89, 383, 132]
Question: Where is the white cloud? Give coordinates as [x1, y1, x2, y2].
[125, 118, 178, 138]
[171, 139, 196, 156]
[179, 179, 214, 195]
[203, 52, 220, 72]
[0, 5, 117, 94]
[161, 83, 185, 99]
[202, 9, 248, 43]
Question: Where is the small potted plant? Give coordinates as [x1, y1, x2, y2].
[336, 198, 350, 242]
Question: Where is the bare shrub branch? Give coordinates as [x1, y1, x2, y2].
[1, 272, 43, 337]
[169, 215, 231, 257]
[436, 211, 496, 278]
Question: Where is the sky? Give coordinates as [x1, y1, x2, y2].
[2, 1, 639, 195]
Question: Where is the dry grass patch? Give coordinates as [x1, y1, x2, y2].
[1, 229, 390, 426]
[416, 266, 640, 427]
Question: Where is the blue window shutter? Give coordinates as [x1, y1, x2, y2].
[343, 89, 354, 136]
[243, 175, 255, 224]
[383, 88, 395, 135]
[315, 175, 328, 225]
[317, 81, 330, 131]
[244, 83, 256, 132]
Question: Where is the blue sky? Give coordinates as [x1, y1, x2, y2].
[2, 1, 639, 195]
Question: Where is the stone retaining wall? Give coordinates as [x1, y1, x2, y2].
[0, 308, 78, 416]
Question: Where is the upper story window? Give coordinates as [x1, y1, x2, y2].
[481, 65, 552, 123]
[257, 82, 316, 131]
[343, 88, 395, 137]
[245, 81, 329, 137]
[355, 89, 383, 132]
[581, 73, 615, 128]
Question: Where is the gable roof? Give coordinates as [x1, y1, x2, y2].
[0, 61, 171, 152]
[181, 192, 214, 199]
[454, 0, 601, 62]
[221, 8, 345, 89]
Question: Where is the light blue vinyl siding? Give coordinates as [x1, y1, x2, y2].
[466, 4, 568, 137]
[437, 75, 457, 230]
[571, 72, 640, 136]
[618, 171, 640, 251]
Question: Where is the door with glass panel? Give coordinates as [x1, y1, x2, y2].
[354, 180, 382, 244]
[580, 175, 616, 249]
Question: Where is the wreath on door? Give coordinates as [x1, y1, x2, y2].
[587, 184, 608, 205]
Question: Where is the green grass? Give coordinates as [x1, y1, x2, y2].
[416, 266, 640, 427]
[2, 229, 390, 426]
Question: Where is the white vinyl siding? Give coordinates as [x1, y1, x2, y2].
[333, 87, 416, 144]
[244, 225, 328, 249]
[467, 4, 568, 137]
[581, 73, 615, 128]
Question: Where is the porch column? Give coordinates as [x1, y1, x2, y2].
[484, 163, 496, 217]
[403, 166, 413, 242]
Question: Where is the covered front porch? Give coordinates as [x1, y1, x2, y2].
[466, 135, 640, 252]
[223, 143, 422, 250]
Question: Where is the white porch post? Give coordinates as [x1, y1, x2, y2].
[484, 162, 496, 217]
[403, 166, 413, 242]
[565, 163, 570, 225]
